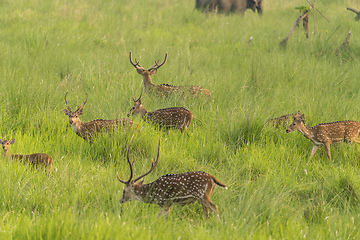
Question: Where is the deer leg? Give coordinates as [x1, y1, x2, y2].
[200, 199, 220, 219]
[158, 206, 171, 220]
[184, 127, 190, 137]
[324, 142, 332, 160]
[351, 137, 360, 144]
[202, 204, 210, 219]
[310, 144, 319, 158]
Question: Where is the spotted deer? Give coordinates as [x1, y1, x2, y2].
[0, 138, 53, 173]
[64, 92, 138, 144]
[286, 116, 360, 160]
[127, 93, 193, 136]
[268, 112, 305, 129]
[129, 51, 212, 99]
[117, 135, 227, 219]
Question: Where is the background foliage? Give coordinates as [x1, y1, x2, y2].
[0, 0, 360, 239]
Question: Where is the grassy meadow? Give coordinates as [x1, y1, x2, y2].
[1, 0, 360, 239]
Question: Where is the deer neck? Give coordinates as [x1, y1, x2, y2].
[3, 149, 13, 159]
[297, 122, 316, 141]
[139, 108, 149, 120]
[133, 182, 155, 203]
[142, 74, 156, 91]
[72, 119, 84, 134]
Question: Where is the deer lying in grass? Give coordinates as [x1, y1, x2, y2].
[286, 115, 360, 160]
[129, 51, 212, 99]
[117, 135, 227, 219]
[127, 93, 193, 136]
[64, 92, 138, 143]
[268, 112, 305, 129]
[0, 138, 53, 173]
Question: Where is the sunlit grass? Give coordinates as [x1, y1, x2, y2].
[0, 0, 360, 239]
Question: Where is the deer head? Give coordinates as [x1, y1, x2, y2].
[129, 51, 167, 77]
[286, 115, 304, 133]
[127, 91, 147, 118]
[117, 135, 160, 203]
[63, 92, 88, 125]
[0, 138, 15, 158]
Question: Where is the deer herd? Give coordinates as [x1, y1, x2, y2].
[3, 52, 360, 219]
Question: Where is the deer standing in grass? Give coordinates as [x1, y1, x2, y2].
[64, 92, 138, 144]
[117, 135, 227, 219]
[0, 138, 53, 173]
[129, 51, 212, 99]
[286, 115, 360, 160]
[127, 93, 193, 136]
[268, 111, 305, 129]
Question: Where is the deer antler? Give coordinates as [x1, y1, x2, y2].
[133, 89, 143, 102]
[76, 94, 88, 112]
[133, 137, 160, 183]
[117, 134, 135, 184]
[64, 92, 73, 112]
[129, 51, 142, 68]
[148, 53, 168, 71]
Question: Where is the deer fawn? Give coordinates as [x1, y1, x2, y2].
[286, 115, 360, 160]
[64, 92, 138, 143]
[0, 138, 53, 173]
[129, 51, 212, 99]
[117, 135, 227, 219]
[127, 93, 193, 136]
[268, 111, 305, 129]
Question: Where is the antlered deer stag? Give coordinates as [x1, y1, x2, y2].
[64, 92, 138, 144]
[127, 93, 193, 135]
[117, 135, 227, 219]
[129, 51, 212, 99]
[286, 115, 360, 160]
[0, 138, 53, 173]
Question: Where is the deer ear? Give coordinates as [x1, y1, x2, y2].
[10, 139, 15, 145]
[149, 69, 157, 76]
[137, 69, 145, 75]
[295, 117, 302, 123]
[64, 109, 70, 116]
[78, 109, 84, 116]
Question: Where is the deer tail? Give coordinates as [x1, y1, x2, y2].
[212, 176, 227, 189]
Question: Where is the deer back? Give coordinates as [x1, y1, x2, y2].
[128, 171, 226, 207]
[147, 107, 193, 129]
[13, 153, 53, 170]
[310, 121, 360, 143]
[154, 84, 212, 99]
[79, 118, 136, 139]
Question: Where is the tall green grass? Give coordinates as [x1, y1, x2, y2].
[1, 0, 360, 239]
